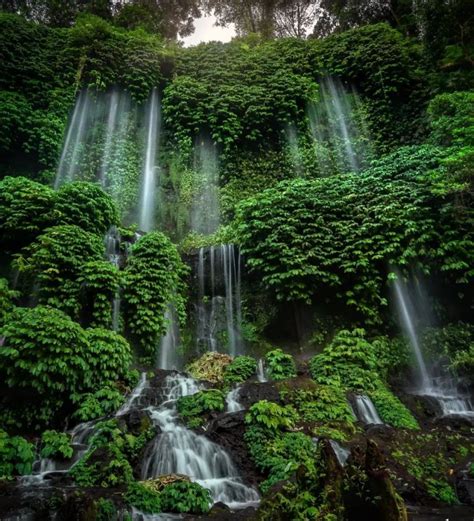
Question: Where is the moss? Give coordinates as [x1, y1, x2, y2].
[186, 352, 232, 383]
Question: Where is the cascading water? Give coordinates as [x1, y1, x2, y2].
[354, 395, 383, 425]
[329, 440, 350, 467]
[157, 308, 181, 371]
[55, 88, 134, 190]
[104, 226, 122, 332]
[257, 359, 267, 383]
[226, 386, 243, 413]
[307, 77, 369, 174]
[141, 374, 259, 508]
[392, 269, 474, 417]
[116, 372, 148, 417]
[139, 88, 160, 232]
[190, 136, 220, 235]
[196, 244, 244, 356]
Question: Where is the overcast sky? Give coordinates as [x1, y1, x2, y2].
[181, 14, 236, 47]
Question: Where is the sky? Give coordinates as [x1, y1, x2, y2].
[181, 14, 236, 47]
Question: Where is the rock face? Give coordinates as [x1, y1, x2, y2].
[238, 381, 280, 409]
[205, 410, 262, 487]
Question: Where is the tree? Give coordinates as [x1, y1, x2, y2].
[203, 0, 277, 38]
[114, 0, 201, 38]
[274, 0, 319, 37]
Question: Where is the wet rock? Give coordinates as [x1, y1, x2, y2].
[238, 382, 280, 409]
[456, 473, 474, 506]
[434, 414, 474, 430]
[205, 411, 261, 487]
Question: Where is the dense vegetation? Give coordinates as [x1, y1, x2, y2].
[0, 1, 473, 520]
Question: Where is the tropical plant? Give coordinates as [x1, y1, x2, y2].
[40, 430, 73, 459]
[0, 429, 35, 478]
[224, 355, 257, 383]
[265, 349, 297, 381]
[177, 389, 225, 428]
[159, 481, 211, 514]
[245, 400, 297, 433]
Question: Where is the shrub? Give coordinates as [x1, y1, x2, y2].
[0, 306, 90, 396]
[14, 224, 104, 318]
[55, 181, 119, 235]
[368, 388, 419, 430]
[309, 329, 381, 391]
[177, 389, 225, 428]
[0, 429, 34, 478]
[245, 400, 297, 433]
[79, 261, 121, 329]
[73, 387, 125, 422]
[85, 328, 132, 388]
[123, 232, 187, 361]
[125, 481, 162, 514]
[0, 176, 56, 251]
[265, 349, 296, 381]
[224, 355, 257, 384]
[159, 481, 211, 514]
[40, 430, 73, 459]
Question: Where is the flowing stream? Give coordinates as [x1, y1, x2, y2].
[225, 386, 243, 413]
[141, 374, 259, 509]
[392, 270, 474, 417]
[256, 359, 267, 383]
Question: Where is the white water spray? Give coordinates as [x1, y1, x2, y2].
[139, 88, 160, 232]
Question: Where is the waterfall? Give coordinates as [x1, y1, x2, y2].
[116, 372, 148, 416]
[19, 420, 96, 486]
[141, 374, 259, 508]
[196, 245, 244, 356]
[226, 386, 243, 413]
[307, 77, 369, 174]
[392, 269, 474, 417]
[354, 395, 383, 425]
[257, 359, 267, 383]
[191, 137, 220, 235]
[104, 226, 122, 331]
[99, 89, 120, 187]
[55, 89, 92, 188]
[55, 88, 134, 190]
[329, 440, 350, 467]
[158, 308, 181, 371]
[139, 88, 160, 232]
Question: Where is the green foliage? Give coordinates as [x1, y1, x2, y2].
[0, 176, 56, 251]
[71, 419, 154, 488]
[309, 329, 380, 391]
[245, 400, 297, 434]
[55, 182, 119, 235]
[0, 278, 18, 328]
[14, 225, 104, 318]
[0, 306, 132, 425]
[79, 261, 120, 328]
[421, 323, 474, 379]
[428, 91, 474, 146]
[96, 498, 117, 521]
[265, 349, 296, 380]
[40, 430, 73, 460]
[279, 383, 354, 424]
[85, 328, 132, 388]
[159, 481, 211, 514]
[237, 145, 472, 322]
[125, 481, 162, 514]
[368, 388, 419, 430]
[123, 232, 187, 360]
[72, 386, 125, 422]
[0, 429, 34, 478]
[0, 306, 90, 396]
[224, 355, 257, 384]
[177, 389, 225, 428]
